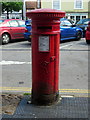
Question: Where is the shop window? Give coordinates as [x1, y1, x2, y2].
[70, 16, 75, 20]
[12, 17, 15, 19]
[82, 16, 86, 19]
[76, 16, 80, 23]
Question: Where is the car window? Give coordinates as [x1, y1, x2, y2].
[0, 20, 4, 24]
[3, 22, 10, 27]
[64, 21, 72, 26]
[60, 21, 72, 26]
[60, 21, 65, 26]
[25, 20, 32, 26]
[77, 19, 90, 25]
[9, 20, 19, 27]
[0, 21, 10, 27]
[76, 19, 83, 24]
[83, 21, 89, 24]
[17, 20, 26, 27]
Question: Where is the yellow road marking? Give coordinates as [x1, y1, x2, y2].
[2, 50, 31, 52]
[1, 48, 30, 49]
[0, 87, 89, 93]
[0, 87, 31, 91]
[61, 89, 89, 91]
[0, 87, 90, 97]
[60, 91, 89, 93]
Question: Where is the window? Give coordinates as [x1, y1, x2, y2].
[70, 16, 75, 20]
[0, 20, 4, 24]
[9, 20, 19, 27]
[76, 19, 83, 24]
[17, 20, 26, 27]
[74, 0, 83, 9]
[12, 17, 15, 19]
[64, 21, 72, 26]
[5, 22, 10, 27]
[76, 16, 80, 22]
[82, 16, 86, 19]
[0, 21, 10, 27]
[60, 21, 65, 26]
[16, 17, 20, 19]
[52, 0, 61, 10]
[76, 18, 90, 25]
[82, 19, 90, 24]
[60, 21, 72, 27]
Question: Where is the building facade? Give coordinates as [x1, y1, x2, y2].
[41, 0, 90, 23]
[23, 0, 41, 20]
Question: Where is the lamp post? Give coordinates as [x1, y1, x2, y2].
[23, 0, 26, 20]
[37, 0, 41, 9]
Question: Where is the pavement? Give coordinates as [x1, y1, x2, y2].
[1, 39, 89, 119]
[1, 94, 90, 120]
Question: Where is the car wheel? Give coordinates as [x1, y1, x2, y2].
[86, 40, 90, 44]
[76, 31, 82, 40]
[2, 33, 10, 44]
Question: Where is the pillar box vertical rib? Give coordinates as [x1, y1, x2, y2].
[26, 9, 65, 105]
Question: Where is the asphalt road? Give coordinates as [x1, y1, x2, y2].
[0, 38, 89, 97]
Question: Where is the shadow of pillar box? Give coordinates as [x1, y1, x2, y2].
[26, 8, 65, 106]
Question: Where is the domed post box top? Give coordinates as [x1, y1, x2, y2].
[26, 8, 65, 20]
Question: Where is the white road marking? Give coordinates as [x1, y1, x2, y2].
[0, 46, 2, 49]
[60, 40, 84, 49]
[61, 95, 74, 98]
[2, 41, 28, 48]
[60, 43, 73, 49]
[0, 60, 31, 65]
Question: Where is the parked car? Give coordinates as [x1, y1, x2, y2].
[0, 19, 26, 44]
[85, 21, 90, 44]
[24, 19, 83, 42]
[60, 18, 75, 25]
[60, 19, 83, 41]
[76, 18, 90, 37]
[24, 20, 32, 41]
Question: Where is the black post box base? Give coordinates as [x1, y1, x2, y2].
[31, 91, 59, 106]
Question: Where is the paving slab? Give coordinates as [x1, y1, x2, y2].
[2, 95, 90, 119]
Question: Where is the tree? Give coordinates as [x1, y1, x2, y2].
[2, 2, 23, 19]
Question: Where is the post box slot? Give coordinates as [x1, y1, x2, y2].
[37, 26, 52, 30]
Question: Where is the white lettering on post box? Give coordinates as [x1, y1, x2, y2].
[39, 36, 49, 52]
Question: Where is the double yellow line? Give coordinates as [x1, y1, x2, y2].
[60, 89, 89, 97]
[0, 87, 32, 92]
[0, 87, 89, 93]
[0, 87, 89, 97]
[60, 89, 90, 93]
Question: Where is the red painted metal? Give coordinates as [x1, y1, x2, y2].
[26, 8, 65, 105]
[86, 21, 90, 41]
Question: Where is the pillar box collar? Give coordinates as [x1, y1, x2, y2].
[26, 8, 65, 20]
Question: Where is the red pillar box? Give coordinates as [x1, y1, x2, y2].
[26, 9, 65, 105]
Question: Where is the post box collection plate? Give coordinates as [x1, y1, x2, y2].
[39, 36, 49, 52]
